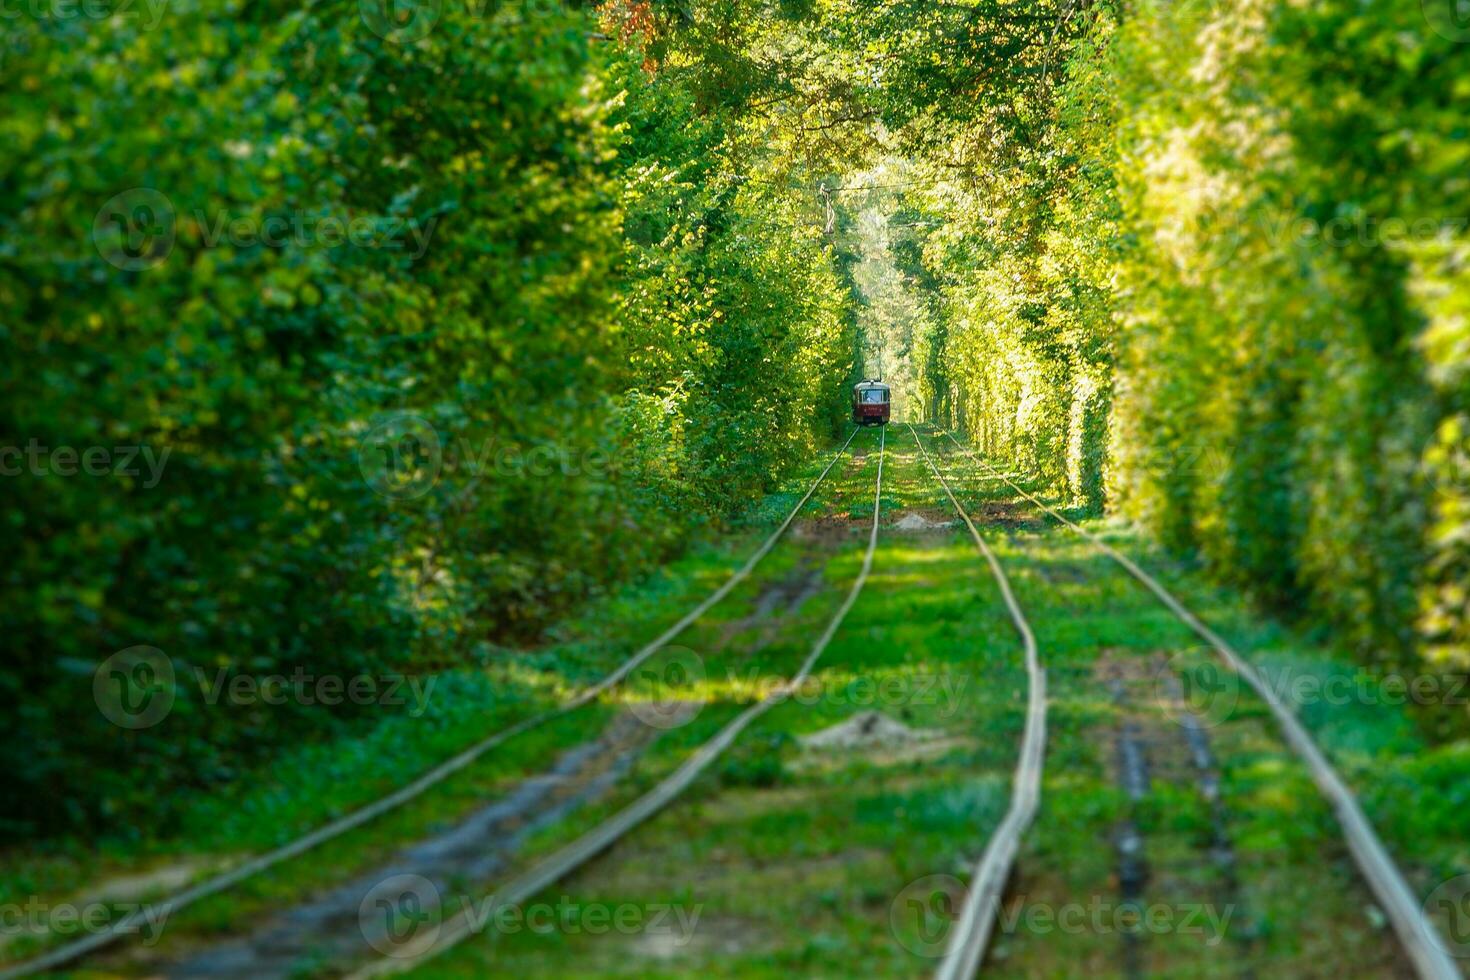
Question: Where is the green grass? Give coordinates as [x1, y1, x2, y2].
[1, 433, 877, 974]
[400, 425, 1467, 979]
[15, 425, 1469, 978]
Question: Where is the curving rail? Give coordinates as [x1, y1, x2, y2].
[0, 430, 863, 980]
[345, 427, 888, 977]
[941, 429, 1461, 980]
[908, 423, 1048, 980]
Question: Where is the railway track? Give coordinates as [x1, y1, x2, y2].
[343, 427, 888, 977]
[0, 429, 863, 980]
[906, 424, 1048, 980]
[939, 429, 1462, 980]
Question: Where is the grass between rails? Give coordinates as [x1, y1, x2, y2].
[922, 430, 1468, 978]
[401, 425, 1464, 979]
[18, 425, 1469, 978]
[2, 433, 869, 975]
[406, 423, 1031, 978]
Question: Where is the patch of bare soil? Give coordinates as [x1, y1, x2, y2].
[799, 710, 944, 752]
[155, 714, 661, 979]
[891, 510, 957, 533]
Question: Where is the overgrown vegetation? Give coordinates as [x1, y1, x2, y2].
[5, 0, 1466, 844]
[849, 0, 1470, 700]
[2, 1, 855, 833]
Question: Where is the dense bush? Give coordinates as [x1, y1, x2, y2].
[1095, 0, 1469, 673]
[903, 0, 1470, 691]
[1, 1, 854, 833]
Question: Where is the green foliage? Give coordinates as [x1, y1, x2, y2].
[1087, 0, 1469, 669]
[1, 1, 856, 833]
[891, 0, 1470, 687]
[8, 0, 1463, 840]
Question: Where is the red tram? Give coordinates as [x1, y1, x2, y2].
[852, 380, 891, 426]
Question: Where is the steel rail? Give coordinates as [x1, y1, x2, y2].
[908, 424, 1048, 980]
[941, 429, 1461, 980]
[344, 427, 888, 978]
[0, 429, 862, 980]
